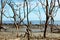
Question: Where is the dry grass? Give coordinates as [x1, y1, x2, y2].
[0, 25, 60, 40]
[0, 32, 60, 40]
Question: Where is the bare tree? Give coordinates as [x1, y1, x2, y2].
[7, 1, 20, 37]
[43, 0, 49, 38]
[24, 0, 30, 40]
[44, 0, 59, 37]
[38, 0, 59, 38]
[23, 0, 26, 18]
[0, 0, 7, 31]
[58, 0, 60, 7]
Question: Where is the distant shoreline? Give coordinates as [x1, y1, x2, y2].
[2, 20, 60, 25]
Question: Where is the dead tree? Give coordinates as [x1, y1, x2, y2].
[7, 1, 19, 37]
[43, 0, 49, 38]
[0, 0, 7, 31]
[45, 0, 59, 37]
[58, 0, 60, 7]
[49, 0, 55, 32]
[7, 1, 17, 28]
[24, 0, 30, 40]
[38, 0, 58, 38]
[23, 0, 26, 18]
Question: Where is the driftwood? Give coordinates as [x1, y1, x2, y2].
[0, 26, 6, 31]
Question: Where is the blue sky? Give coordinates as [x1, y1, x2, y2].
[0, 0, 60, 22]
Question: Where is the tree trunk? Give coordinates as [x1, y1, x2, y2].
[24, 0, 26, 18]
[0, 9, 3, 27]
[43, 0, 49, 38]
[0, 0, 3, 31]
[51, 17, 54, 32]
[26, 0, 30, 40]
[44, 16, 49, 38]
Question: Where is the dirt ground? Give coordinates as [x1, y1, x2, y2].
[0, 25, 60, 40]
[0, 32, 60, 40]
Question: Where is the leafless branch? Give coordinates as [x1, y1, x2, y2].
[38, 0, 46, 6]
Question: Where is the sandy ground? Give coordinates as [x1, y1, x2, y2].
[0, 25, 60, 40]
[0, 32, 60, 40]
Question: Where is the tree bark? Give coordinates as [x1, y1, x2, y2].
[43, 0, 49, 38]
[44, 16, 49, 38]
[51, 17, 54, 32]
[26, 0, 30, 40]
